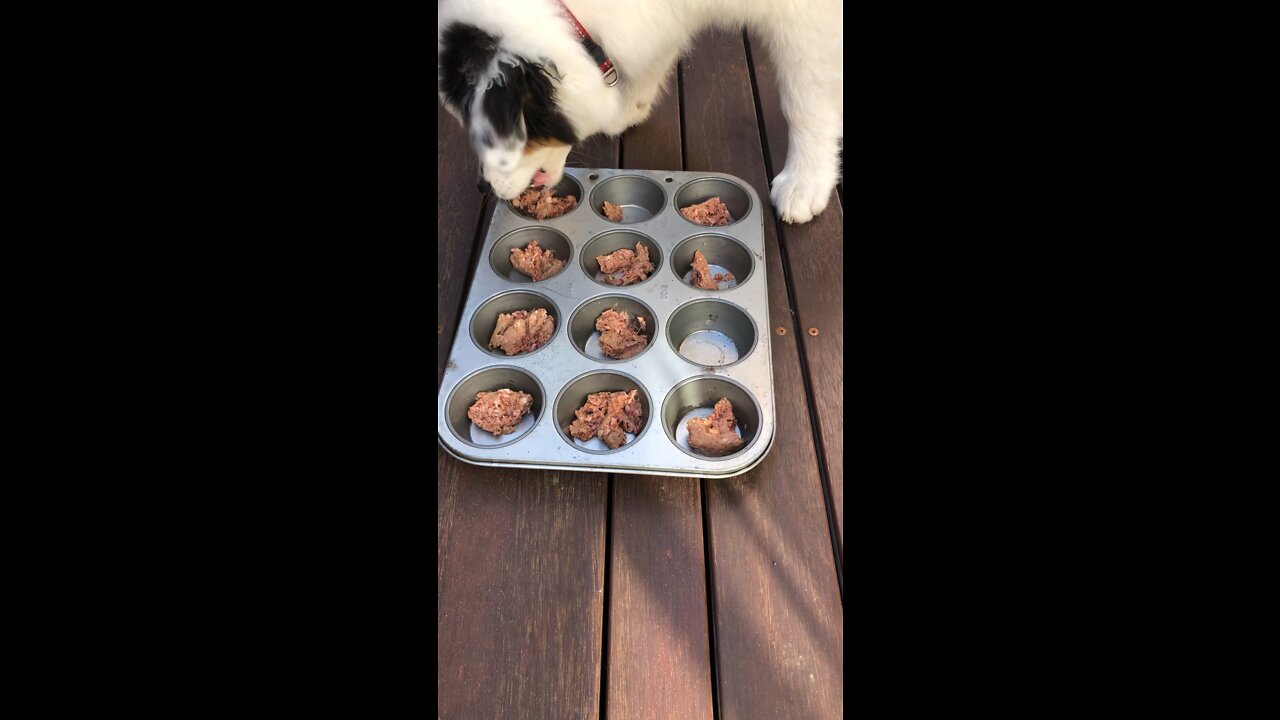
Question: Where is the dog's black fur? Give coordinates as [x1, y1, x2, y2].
[439, 23, 577, 149]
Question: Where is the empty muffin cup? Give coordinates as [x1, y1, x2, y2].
[446, 365, 546, 449]
[554, 370, 652, 454]
[490, 227, 573, 283]
[666, 298, 757, 368]
[674, 178, 751, 227]
[506, 174, 584, 220]
[580, 230, 663, 288]
[589, 175, 666, 223]
[568, 295, 659, 363]
[661, 375, 762, 460]
[470, 289, 561, 358]
[670, 234, 755, 291]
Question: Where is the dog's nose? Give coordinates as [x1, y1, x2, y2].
[477, 179, 492, 194]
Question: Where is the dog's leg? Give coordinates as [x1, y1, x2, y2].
[760, 20, 843, 224]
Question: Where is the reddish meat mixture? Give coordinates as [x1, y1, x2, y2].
[680, 197, 733, 226]
[602, 201, 625, 222]
[687, 398, 746, 456]
[596, 242, 656, 286]
[489, 309, 555, 356]
[513, 187, 578, 220]
[568, 390, 644, 449]
[510, 240, 565, 281]
[596, 308, 649, 360]
[467, 389, 534, 436]
[690, 249, 732, 290]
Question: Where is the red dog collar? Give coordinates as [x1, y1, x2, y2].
[555, 0, 619, 86]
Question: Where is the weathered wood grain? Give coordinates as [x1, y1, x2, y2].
[745, 33, 845, 556]
[682, 32, 845, 719]
[437, 462, 608, 720]
[606, 478, 714, 720]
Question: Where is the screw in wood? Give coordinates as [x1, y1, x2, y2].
[776, 327, 787, 335]
[808, 327, 819, 336]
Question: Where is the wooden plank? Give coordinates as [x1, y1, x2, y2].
[437, 461, 608, 720]
[603, 83, 715, 720]
[681, 33, 844, 719]
[437, 107, 614, 719]
[606, 478, 715, 720]
[619, 72, 683, 171]
[745, 33, 845, 556]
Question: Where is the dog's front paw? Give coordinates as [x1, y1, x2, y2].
[770, 170, 834, 225]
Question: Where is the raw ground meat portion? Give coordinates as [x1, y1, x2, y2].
[690, 249, 721, 290]
[489, 308, 555, 356]
[510, 239, 565, 281]
[595, 308, 649, 360]
[513, 188, 578, 220]
[680, 197, 733, 226]
[568, 390, 644, 449]
[596, 242, 655, 286]
[467, 389, 534, 436]
[602, 201, 624, 222]
[687, 398, 746, 456]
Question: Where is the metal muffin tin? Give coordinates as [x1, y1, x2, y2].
[438, 168, 775, 478]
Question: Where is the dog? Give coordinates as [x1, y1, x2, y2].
[438, 0, 842, 224]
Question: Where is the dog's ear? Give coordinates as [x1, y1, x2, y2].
[520, 59, 577, 145]
[438, 23, 500, 116]
[482, 58, 578, 145]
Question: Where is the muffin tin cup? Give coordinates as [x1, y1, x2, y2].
[673, 177, 752, 228]
[661, 375, 763, 461]
[445, 366, 547, 449]
[589, 175, 666, 223]
[581, 230, 663, 288]
[666, 298, 758, 368]
[670, 234, 755, 291]
[439, 168, 775, 478]
[505, 174, 585, 220]
[469, 289, 561, 359]
[490, 227, 574, 283]
[568, 295, 659, 363]
[553, 370, 653, 455]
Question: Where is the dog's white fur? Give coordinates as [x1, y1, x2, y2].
[438, 0, 843, 224]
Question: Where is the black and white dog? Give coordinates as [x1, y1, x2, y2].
[438, 0, 842, 224]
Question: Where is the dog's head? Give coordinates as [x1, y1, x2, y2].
[438, 23, 579, 199]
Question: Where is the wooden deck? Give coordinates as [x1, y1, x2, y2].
[438, 30, 843, 719]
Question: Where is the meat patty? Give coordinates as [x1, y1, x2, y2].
[596, 242, 656, 286]
[513, 188, 578, 220]
[489, 308, 555, 356]
[679, 197, 733, 226]
[690, 249, 721, 290]
[687, 398, 746, 456]
[602, 201, 624, 222]
[468, 388, 534, 436]
[596, 308, 649, 360]
[568, 390, 644, 449]
[510, 240, 565, 281]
